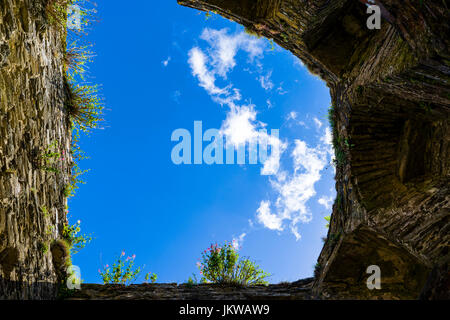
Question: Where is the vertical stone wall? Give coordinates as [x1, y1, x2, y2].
[0, 0, 70, 299]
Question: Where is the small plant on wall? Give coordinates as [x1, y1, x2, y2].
[196, 241, 271, 286]
[99, 251, 157, 286]
[62, 219, 93, 255]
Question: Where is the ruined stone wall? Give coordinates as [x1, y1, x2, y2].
[0, 0, 71, 299]
[178, 0, 450, 299]
[69, 279, 314, 300]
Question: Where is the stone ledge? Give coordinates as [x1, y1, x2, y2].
[68, 278, 314, 300]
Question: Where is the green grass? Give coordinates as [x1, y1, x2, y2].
[40, 140, 61, 173]
[66, 80, 104, 132]
[38, 242, 49, 254]
[65, 41, 94, 79]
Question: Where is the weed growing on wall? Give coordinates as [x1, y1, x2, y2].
[197, 241, 270, 286]
[99, 252, 156, 285]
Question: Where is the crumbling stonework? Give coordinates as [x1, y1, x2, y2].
[0, 0, 71, 299]
[177, 0, 450, 299]
[69, 278, 314, 300]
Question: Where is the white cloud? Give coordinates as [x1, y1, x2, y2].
[318, 195, 334, 210]
[293, 56, 304, 68]
[200, 28, 264, 78]
[277, 83, 288, 95]
[162, 56, 171, 67]
[256, 201, 283, 231]
[321, 127, 333, 146]
[188, 47, 228, 96]
[220, 105, 259, 147]
[232, 233, 246, 250]
[313, 117, 322, 129]
[286, 111, 298, 121]
[219, 104, 286, 175]
[260, 134, 287, 175]
[258, 71, 274, 91]
[188, 28, 284, 176]
[256, 133, 333, 240]
[187, 28, 336, 241]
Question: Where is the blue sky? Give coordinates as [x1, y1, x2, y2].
[70, 1, 335, 284]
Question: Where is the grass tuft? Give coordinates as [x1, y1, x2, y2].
[65, 80, 104, 131]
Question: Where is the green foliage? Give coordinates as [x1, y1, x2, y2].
[314, 262, 322, 278]
[40, 140, 62, 173]
[144, 272, 158, 284]
[66, 81, 104, 132]
[197, 241, 270, 286]
[419, 102, 432, 114]
[324, 216, 331, 228]
[344, 139, 355, 149]
[244, 26, 262, 38]
[64, 128, 90, 199]
[46, 0, 97, 34]
[65, 41, 94, 79]
[186, 274, 199, 286]
[38, 241, 49, 254]
[99, 251, 145, 285]
[41, 205, 50, 219]
[327, 233, 341, 248]
[333, 144, 346, 167]
[46, 0, 73, 28]
[327, 105, 335, 131]
[328, 104, 347, 168]
[62, 220, 92, 255]
[269, 39, 275, 51]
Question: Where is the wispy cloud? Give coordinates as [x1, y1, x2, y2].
[256, 200, 283, 231]
[171, 90, 181, 104]
[232, 233, 246, 250]
[313, 117, 322, 129]
[162, 56, 171, 67]
[188, 47, 228, 96]
[286, 111, 298, 121]
[188, 28, 285, 176]
[276, 82, 288, 95]
[199, 28, 264, 78]
[256, 128, 334, 240]
[187, 28, 335, 242]
[258, 71, 274, 91]
[318, 195, 334, 210]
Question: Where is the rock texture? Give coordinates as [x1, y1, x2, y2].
[69, 279, 314, 300]
[178, 0, 450, 299]
[0, 0, 71, 299]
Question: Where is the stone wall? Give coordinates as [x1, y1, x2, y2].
[178, 0, 450, 299]
[0, 0, 71, 299]
[69, 279, 314, 300]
